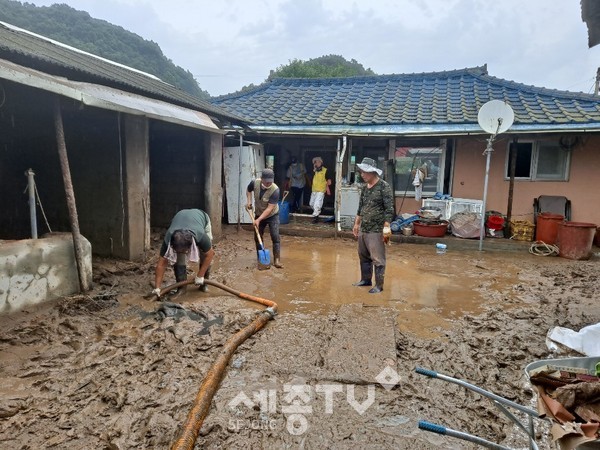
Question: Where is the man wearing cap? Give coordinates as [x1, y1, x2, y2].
[309, 156, 331, 223]
[152, 209, 215, 299]
[352, 158, 394, 294]
[246, 168, 284, 268]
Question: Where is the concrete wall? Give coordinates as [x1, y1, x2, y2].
[0, 233, 92, 313]
[453, 135, 600, 225]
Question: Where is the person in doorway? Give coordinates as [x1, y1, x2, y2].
[246, 168, 284, 268]
[285, 157, 307, 213]
[352, 157, 394, 294]
[309, 156, 331, 223]
[152, 209, 215, 299]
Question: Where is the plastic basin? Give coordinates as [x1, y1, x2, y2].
[557, 221, 597, 260]
[413, 221, 448, 238]
[535, 213, 564, 245]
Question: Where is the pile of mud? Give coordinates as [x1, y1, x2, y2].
[0, 231, 598, 449]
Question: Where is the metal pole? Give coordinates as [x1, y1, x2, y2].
[478, 137, 494, 251]
[334, 136, 347, 236]
[25, 168, 38, 239]
[53, 96, 89, 292]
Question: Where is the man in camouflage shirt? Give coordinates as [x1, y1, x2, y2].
[352, 158, 394, 293]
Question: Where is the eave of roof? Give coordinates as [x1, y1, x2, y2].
[0, 21, 248, 125]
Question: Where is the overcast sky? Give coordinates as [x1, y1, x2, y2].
[24, 0, 600, 97]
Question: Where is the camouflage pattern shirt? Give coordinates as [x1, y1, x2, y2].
[357, 179, 394, 232]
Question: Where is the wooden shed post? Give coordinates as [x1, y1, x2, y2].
[53, 96, 90, 292]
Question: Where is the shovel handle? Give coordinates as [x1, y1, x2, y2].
[247, 208, 265, 248]
[281, 191, 289, 203]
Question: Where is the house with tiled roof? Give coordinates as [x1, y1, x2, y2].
[213, 65, 600, 229]
[0, 21, 247, 262]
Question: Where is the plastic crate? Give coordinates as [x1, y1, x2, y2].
[448, 199, 483, 218]
[339, 215, 355, 230]
[510, 220, 535, 241]
[422, 199, 450, 220]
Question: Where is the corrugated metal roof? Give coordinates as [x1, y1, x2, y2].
[0, 58, 222, 133]
[0, 21, 246, 125]
[212, 66, 600, 135]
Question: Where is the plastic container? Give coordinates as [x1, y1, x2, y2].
[595, 227, 600, 247]
[535, 213, 564, 245]
[413, 220, 449, 237]
[557, 221, 597, 260]
[435, 243, 447, 254]
[486, 214, 505, 230]
[279, 201, 290, 225]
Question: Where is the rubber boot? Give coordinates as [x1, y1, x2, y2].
[172, 264, 188, 298]
[369, 266, 385, 294]
[200, 267, 210, 293]
[353, 262, 373, 286]
[273, 251, 284, 269]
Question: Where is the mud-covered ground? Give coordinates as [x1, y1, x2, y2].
[0, 226, 599, 449]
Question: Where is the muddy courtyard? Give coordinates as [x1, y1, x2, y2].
[0, 227, 599, 449]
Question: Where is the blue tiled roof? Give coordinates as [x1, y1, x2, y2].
[212, 66, 600, 134]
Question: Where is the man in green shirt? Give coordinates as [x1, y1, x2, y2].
[352, 158, 394, 293]
[152, 209, 215, 298]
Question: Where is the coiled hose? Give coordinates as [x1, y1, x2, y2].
[165, 278, 278, 450]
[528, 241, 559, 256]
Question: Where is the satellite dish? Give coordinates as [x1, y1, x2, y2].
[477, 100, 514, 134]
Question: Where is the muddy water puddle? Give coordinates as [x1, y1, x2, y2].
[212, 235, 523, 336]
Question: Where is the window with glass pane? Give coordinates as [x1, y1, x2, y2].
[535, 142, 569, 180]
[505, 141, 569, 181]
[394, 147, 443, 195]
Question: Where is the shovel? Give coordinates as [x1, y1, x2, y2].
[247, 208, 271, 269]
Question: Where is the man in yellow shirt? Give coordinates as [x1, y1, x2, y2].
[309, 157, 331, 223]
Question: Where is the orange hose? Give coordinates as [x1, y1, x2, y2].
[167, 278, 277, 450]
[159, 279, 277, 312]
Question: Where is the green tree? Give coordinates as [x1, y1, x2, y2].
[268, 55, 375, 80]
[0, 0, 210, 99]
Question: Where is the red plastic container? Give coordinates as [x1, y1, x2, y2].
[595, 227, 600, 247]
[535, 213, 564, 245]
[486, 215, 505, 230]
[413, 220, 449, 237]
[557, 222, 597, 260]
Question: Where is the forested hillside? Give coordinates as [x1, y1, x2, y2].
[0, 0, 209, 99]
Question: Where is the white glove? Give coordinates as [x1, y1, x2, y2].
[152, 287, 161, 298]
[194, 276, 205, 286]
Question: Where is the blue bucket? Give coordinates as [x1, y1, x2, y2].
[279, 201, 290, 224]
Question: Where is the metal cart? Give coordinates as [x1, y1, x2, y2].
[417, 357, 600, 449]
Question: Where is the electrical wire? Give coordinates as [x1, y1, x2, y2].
[35, 182, 52, 233]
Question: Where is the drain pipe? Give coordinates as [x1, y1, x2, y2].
[334, 135, 348, 236]
[25, 168, 37, 239]
[168, 279, 277, 450]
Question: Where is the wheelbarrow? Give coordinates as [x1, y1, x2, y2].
[417, 357, 600, 450]
[415, 367, 542, 450]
